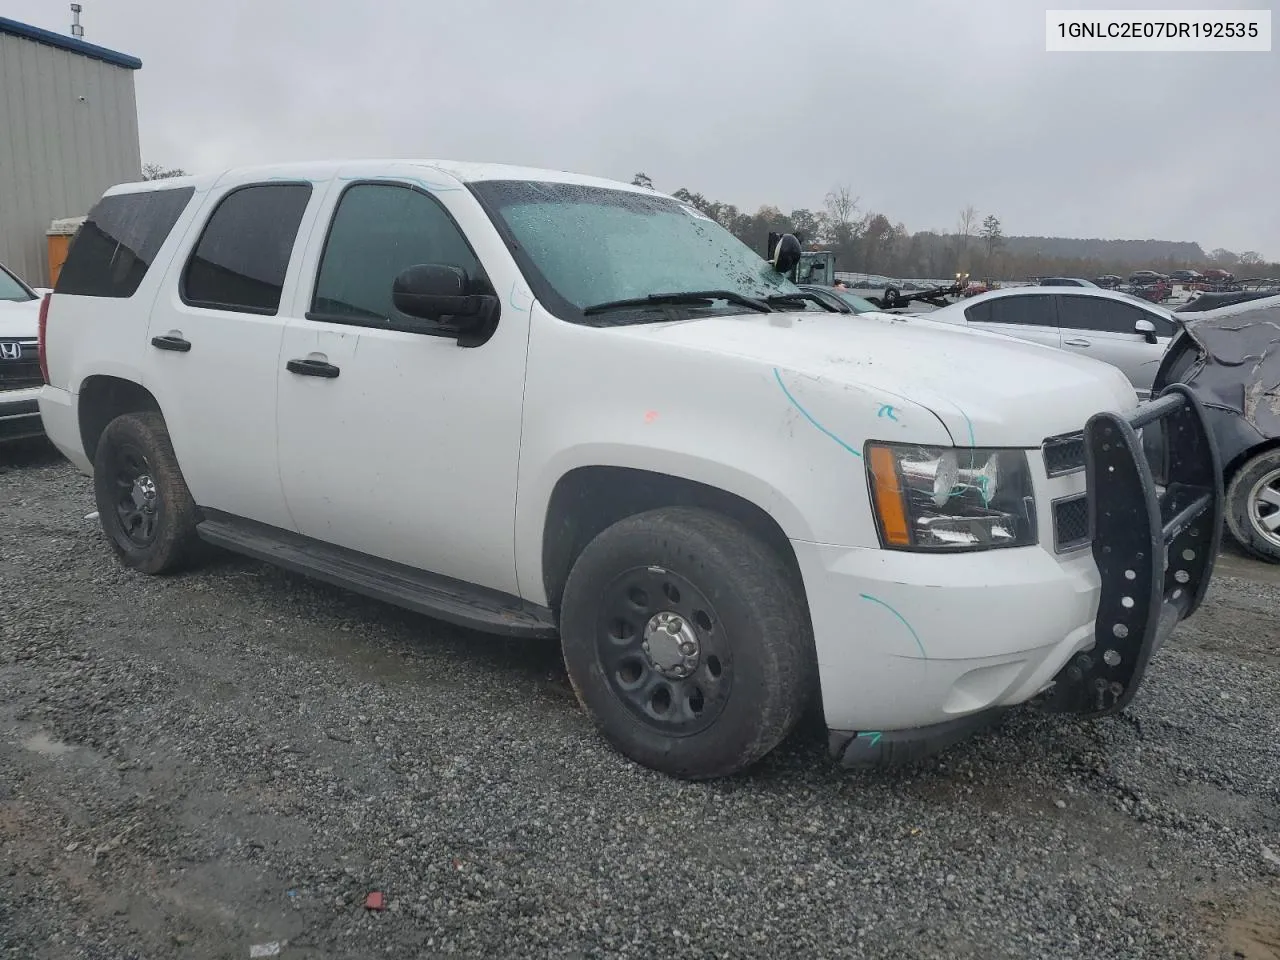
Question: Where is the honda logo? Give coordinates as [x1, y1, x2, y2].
[0, 342, 20, 361]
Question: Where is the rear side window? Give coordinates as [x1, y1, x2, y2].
[966, 295, 1056, 327]
[182, 183, 312, 315]
[55, 187, 194, 298]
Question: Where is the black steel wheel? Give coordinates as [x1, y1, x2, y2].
[93, 412, 201, 574]
[560, 506, 816, 779]
[596, 565, 732, 737]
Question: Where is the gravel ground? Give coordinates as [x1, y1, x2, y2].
[2, 439, 1278, 960]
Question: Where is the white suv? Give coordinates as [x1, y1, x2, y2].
[37, 160, 1223, 779]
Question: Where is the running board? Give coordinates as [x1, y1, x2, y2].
[196, 511, 558, 638]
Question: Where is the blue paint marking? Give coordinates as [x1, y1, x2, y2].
[508, 280, 533, 311]
[773, 368, 862, 459]
[857, 731, 883, 747]
[859, 593, 928, 659]
[877, 404, 898, 421]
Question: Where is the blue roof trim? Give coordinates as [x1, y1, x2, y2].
[0, 17, 142, 70]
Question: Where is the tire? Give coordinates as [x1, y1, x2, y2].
[1225, 448, 1280, 563]
[92, 412, 201, 575]
[559, 507, 817, 779]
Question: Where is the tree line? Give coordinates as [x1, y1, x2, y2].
[630, 173, 1278, 282]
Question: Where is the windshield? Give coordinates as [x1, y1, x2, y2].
[470, 180, 802, 322]
[0, 264, 35, 302]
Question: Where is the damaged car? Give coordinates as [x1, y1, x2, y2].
[1151, 294, 1280, 561]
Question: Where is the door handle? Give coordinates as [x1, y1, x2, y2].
[1063, 338, 1091, 347]
[286, 358, 340, 379]
[151, 334, 191, 353]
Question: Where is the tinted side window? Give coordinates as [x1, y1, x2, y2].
[976, 295, 1056, 326]
[182, 184, 312, 315]
[1058, 297, 1175, 336]
[56, 187, 195, 298]
[311, 183, 487, 327]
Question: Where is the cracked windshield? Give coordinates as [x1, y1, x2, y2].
[1, 2, 1276, 959]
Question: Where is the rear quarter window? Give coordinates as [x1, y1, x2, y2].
[55, 187, 195, 298]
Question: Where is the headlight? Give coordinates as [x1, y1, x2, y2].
[865, 443, 1038, 551]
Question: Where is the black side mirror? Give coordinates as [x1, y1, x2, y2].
[770, 233, 802, 274]
[392, 264, 500, 347]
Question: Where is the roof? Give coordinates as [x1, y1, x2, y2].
[0, 17, 142, 70]
[103, 159, 660, 197]
[929, 284, 1178, 320]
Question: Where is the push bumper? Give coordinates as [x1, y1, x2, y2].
[0, 388, 44, 442]
[815, 384, 1222, 768]
[1032, 383, 1222, 716]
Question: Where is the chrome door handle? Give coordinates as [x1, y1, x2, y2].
[1063, 338, 1091, 347]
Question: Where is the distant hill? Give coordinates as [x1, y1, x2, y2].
[999, 236, 1207, 267]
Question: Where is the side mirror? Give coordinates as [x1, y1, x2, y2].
[391, 264, 500, 347]
[1134, 317, 1159, 344]
[770, 233, 802, 274]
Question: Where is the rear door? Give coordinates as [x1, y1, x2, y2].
[1055, 295, 1174, 396]
[144, 179, 323, 529]
[963, 294, 1062, 350]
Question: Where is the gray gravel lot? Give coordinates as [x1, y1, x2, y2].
[2, 438, 1278, 960]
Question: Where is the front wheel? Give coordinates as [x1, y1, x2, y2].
[1225, 448, 1280, 563]
[559, 507, 816, 779]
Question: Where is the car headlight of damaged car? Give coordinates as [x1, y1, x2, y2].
[866, 443, 1038, 550]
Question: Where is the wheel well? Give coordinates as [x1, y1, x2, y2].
[1225, 438, 1280, 488]
[541, 466, 805, 614]
[78, 376, 162, 463]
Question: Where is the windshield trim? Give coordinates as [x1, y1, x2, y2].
[467, 180, 801, 326]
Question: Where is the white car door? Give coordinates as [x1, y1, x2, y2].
[274, 173, 529, 597]
[962, 294, 1062, 350]
[1055, 295, 1172, 397]
[144, 179, 322, 530]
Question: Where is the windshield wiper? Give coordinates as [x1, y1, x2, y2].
[582, 290, 774, 316]
[764, 292, 847, 313]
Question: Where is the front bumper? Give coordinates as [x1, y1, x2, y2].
[0, 388, 44, 442]
[804, 384, 1222, 767]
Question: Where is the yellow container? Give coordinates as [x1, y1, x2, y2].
[46, 217, 86, 287]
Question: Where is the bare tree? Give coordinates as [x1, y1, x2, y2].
[824, 186, 858, 231]
[1238, 250, 1264, 267]
[955, 204, 978, 269]
[630, 172, 654, 190]
[142, 162, 187, 180]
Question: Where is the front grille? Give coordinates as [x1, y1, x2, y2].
[0, 340, 41, 391]
[1043, 432, 1086, 476]
[1053, 495, 1090, 553]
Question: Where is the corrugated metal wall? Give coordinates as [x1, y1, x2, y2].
[0, 32, 141, 286]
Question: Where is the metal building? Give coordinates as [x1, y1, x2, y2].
[0, 17, 142, 286]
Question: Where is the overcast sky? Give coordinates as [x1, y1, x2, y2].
[8, 0, 1277, 256]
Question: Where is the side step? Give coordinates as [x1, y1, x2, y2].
[196, 511, 558, 639]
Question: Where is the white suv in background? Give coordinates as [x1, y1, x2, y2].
[37, 160, 1222, 779]
[0, 260, 46, 442]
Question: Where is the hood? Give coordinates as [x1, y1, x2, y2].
[0, 298, 40, 339]
[620, 310, 1139, 447]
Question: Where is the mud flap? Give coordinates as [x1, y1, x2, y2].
[1035, 384, 1223, 716]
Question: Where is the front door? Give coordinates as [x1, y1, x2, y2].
[1055, 295, 1173, 396]
[274, 176, 529, 597]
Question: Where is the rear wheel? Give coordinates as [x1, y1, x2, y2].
[1225, 448, 1280, 563]
[93, 412, 200, 574]
[559, 507, 816, 779]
